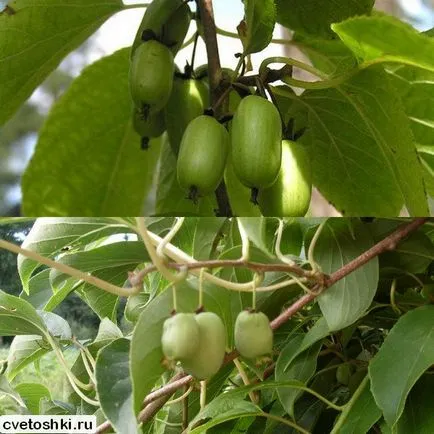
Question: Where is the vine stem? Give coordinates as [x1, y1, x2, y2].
[0, 239, 141, 298]
[307, 221, 327, 273]
[96, 218, 428, 434]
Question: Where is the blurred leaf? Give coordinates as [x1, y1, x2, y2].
[22, 49, 162, 216]
[96, 338, 137, 433]
[369, 305, 434, 427]
[275, 0, 374, 38]
[306, 220, 379, 330]
[332, 15, 434, 73]
[0, 0, 123, 125]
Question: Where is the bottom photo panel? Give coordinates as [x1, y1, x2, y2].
[0, 217, 433, 434]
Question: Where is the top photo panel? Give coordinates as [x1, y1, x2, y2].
[1, 0, 433, 217]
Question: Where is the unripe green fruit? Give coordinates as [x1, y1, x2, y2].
[177, 115, 229, 201]
[181, 312, 226, 380]
[129, 40, 174, 114]
[132, 107, 166, 138]
[231, 95, 282, 195]
[165, 78, 208, 155]
[131, 0, 190, 58]
[258, 140, 312, 216]
[161, 313, 199, 361]
[336, 364, 351, 386]
[234, 310, 273, 359]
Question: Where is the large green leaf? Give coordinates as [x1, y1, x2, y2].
[369, 305, 434, 427]
[275, 0, 374, 39]
[387, 63, 434, 197]
[396, 375, 434, 433]
[332, 15, 434, 73]
[22, 49, 162, 216]
[96, 338, 137, 433]
[241, 0, 276, 54]
[0, 0, 123, 125]
[306, 220, 378, 330]
[294, 67, 428, 215]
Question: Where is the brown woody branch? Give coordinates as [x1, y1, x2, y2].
[95, 217, 427, 433]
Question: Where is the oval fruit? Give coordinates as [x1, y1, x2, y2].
[234, 310, 273, 359]
[132, 107, 166, 148]
[231, 95, 282, 199]
[129, 40, 174, 115]
[258, 140, 312, 216]
[181, 312, 226, 380]
[164, 78, 208, 155]
[131, 0, 190, 58]
[161, 313, 199, 361]
[177, 115, 229, 202]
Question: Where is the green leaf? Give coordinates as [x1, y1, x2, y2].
[332, 15, 434, 73]
[172, 217, 227, 260]
[379, 231, 434, 274]
[307, 220, 379, 330]
[276, 335, 322, 417]
[188, 381, 310, 433]
[96, 338, 137, 433]
[0, 290, 47, 336]
[241, 0, 276, 54]
[369, 305, 434, 427]
[386, 61, 434, 196]
[22, 49, 162, 216]
[331, 376, 381, 434]
[14, 383, 51, 415]
[17, 217, 125, 293]
[275, 0, 374, 39]
[130, 279, 232, 413]
[396, 375, 434, 433]
[0, 0, 123, 125]
[6, 335, 49, 381]
[0, 374, 25, 408]
[50, 241, 148, 287]
[298, 67, 428, 216]
[237, 217, 270, 256]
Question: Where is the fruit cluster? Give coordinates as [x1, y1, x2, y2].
[162, 309, 273, 380]
[129, 0, 312, 216]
